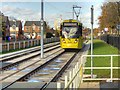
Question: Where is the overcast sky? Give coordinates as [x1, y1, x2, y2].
[0, 0, 107, 28]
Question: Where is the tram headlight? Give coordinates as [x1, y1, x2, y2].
[74, 39, 78, 43]
[62, 39, 66, 43]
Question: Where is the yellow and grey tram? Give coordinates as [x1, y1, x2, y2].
[60, 19, 83, 49]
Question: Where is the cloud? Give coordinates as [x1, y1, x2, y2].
[2, 0, 116, 2]
[2, 5, 14, 13]
[1, 0, 42, 2]
[1, 5, 41, 21]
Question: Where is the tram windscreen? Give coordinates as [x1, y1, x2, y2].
[62, 27, 79, 38]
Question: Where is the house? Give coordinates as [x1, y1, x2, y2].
[24, 21, 45, 39]
[0, 12, 10, 41]
[9, 20, 23, 40]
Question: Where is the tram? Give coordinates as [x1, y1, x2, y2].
[60, 19, 83, 49]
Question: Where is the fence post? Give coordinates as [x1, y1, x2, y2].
[14, 42, 15, 50]
[73, 68, 75, 88]
[76, 62, 79, 88]
[65, 76, 68, 88]
[31, 40, 32, 46]
[19, 42, 21, 49]
[48, 38, 49, 43]
[24, 41, 25, 48]
[110, 56, 113, 82]
[7, 43, 9, 51]
[81, 65, 83, 83]
[57, 82, 61, 90]
[75, 65, 78, 88]
[37, 39, 39, 45]
[28, 41, 29, 47]
[69, 71, 72, 88]
[34, 39, 36, 46]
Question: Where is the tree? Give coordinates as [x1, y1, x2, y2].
[98, 2, 119, 32]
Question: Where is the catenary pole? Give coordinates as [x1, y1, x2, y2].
[41, 0, 44, 58]
[91, 5, 94, 78]
[73, 6, 74, 19]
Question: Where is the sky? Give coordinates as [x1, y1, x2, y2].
[0, 0, 107, 29]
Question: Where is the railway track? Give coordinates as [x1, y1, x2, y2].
[1, 45, 62, 81]
[1, 48, 64, 90]
[1, 44, 60, 71]
[0, 42, 59, 62]
[1, 49, 82, 90]
[1, 42, 88, 90]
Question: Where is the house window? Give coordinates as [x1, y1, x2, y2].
[32, 25, 35, 31]
[39, 26, 41, 30]
[26, 27, 29, 30]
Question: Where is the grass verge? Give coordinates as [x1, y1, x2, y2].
[85, 39, 119, 78]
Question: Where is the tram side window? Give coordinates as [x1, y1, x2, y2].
[79, 25, 82, 36]
[60, 25, 62, 36]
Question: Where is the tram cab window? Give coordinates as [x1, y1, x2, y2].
[62, 27, 80, 38]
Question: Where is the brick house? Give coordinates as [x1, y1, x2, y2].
[9, 20, 23, 40]
[24, 21, 45, 39]
[0, 12, 10, 41]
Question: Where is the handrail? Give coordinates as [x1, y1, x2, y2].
[63, 62, 83, 90]
[82, 55, 120, 57]
[81, 54, 120, 82]
[64, 65, 83, 90]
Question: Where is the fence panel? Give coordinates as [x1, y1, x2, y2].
[2, 37, 59, 52]
[101, 35, 120, 50]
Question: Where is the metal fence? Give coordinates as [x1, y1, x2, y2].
[2, 37, 59, 52]
[63, 62, 83, 89]
[82, 55, 120, 82]
[56, 62, 83, 89]
[100, 35, 120, 50]
[57, 54, 119, 89]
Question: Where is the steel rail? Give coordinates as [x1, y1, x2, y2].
[1, 42, 60, 62]
[1, 47, 62, 81]
[2, 49, 64, 90]
[1, 45, 60, 71]
[41, 50, 79, 90]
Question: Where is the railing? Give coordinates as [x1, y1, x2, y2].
[81, 55, 120, 82]
[56, 62, 83, 89]
[57, 54, 119, 90]
[1, 37, 59, 52]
